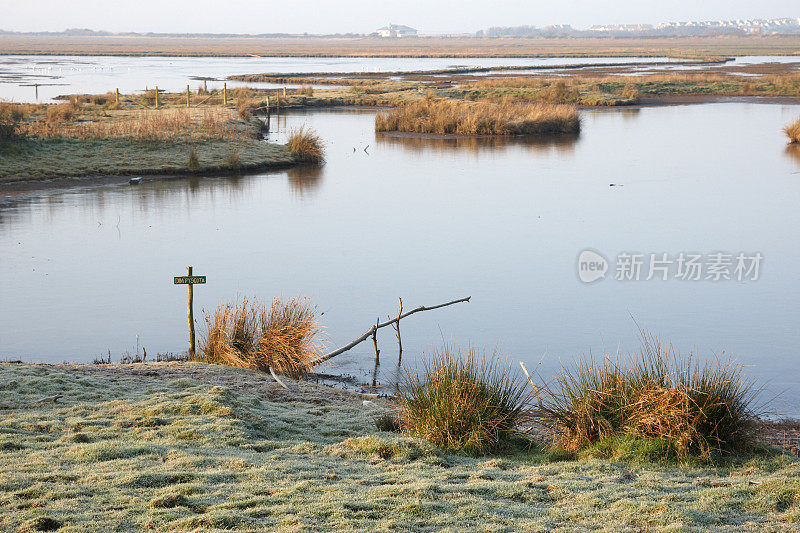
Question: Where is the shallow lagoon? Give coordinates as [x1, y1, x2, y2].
[1, 98, 799, 414]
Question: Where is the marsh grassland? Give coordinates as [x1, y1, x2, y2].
[0, 97, 317, 182]
[1, 363, 798, 531]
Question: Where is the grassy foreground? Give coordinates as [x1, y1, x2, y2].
[1, 363, 798, 531]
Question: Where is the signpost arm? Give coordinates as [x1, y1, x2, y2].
[187, 266, 195, 355]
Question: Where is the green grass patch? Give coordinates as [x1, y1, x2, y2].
[0, 362, 797, 531]
[0, 136, 294, 182]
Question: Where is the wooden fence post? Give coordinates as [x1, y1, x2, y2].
[155, 86, 160, 108]
[223, 83, 228, 106]
[115, 88, 120, 106]
[187, 266, 195, 355]
[186, 85, 190, 108]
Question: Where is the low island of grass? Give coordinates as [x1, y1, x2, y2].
[0, 99, 323, 183]
[375, 98, 581, 136]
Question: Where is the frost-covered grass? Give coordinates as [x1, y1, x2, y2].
[0, 362, 798, 531]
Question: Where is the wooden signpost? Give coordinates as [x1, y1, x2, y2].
[174, 266, 206, 355]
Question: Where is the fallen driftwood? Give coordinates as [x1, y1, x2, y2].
[310, 296, 471, 366]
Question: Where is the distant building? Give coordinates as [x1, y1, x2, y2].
[376, 23, 418, 38]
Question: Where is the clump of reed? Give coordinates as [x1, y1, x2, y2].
[397, 345, 532, 453]
[286, 126, 325, 163]
[45, 102, 77, 125]
[540, 80, 581, 104]
[621, 84, 641, 102]
[0, 102, 25, 144]
[200, 297, 322, 377]
[224, 150, 241, 168]
[187, 147, 200, 170]
[375, 98, 579, 136]
[542, 335, 759, 458]
[785, 117, 800, 144]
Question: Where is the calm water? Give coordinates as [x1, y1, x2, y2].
[1, 101, 799, 414]
[1, 55, 687, 103]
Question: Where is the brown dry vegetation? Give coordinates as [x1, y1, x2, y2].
[786, 117, 800, 143]
[542, 336, 758, 459]
[200, 298, 323, 377]
[286, 126, 325, 163]
[22, 107, 249, 141]
[375, 97, 580, 136]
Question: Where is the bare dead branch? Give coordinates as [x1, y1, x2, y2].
[392, 297, 404, 364]
[310, 296, 471, 366]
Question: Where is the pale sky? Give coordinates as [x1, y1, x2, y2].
[2, 0, 798, 34]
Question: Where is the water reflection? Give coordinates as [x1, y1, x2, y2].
[786, 144, 800, 171]
[287, 165, 324, 197]
[375, 131, 579, 156]
[0, 173, 271, 226]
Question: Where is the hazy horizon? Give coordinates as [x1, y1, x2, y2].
[3, 1, 798, 35]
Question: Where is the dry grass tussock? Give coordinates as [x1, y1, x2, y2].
[286, 126, 325, 163]
[785, 117, 800, 144]
[0, 102, 27, 143]
[398, 345, 532, 453]
[375, 97, 580, 136]
[542, 334, 759, 458]
[20, 107, 248, 141]
[200, 297, 323, 377]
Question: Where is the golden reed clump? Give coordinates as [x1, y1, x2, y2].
[542, 335, 758, 458]
[286, 126, 325, 163]
[375, 98, 580, 136]
[785, 117, 800, 144]
[200, 297, 323, 377]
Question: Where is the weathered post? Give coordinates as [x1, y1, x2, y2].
[174, 267, 206, 356]
[187, 266, 195, 354]
[155, 86, 160, 108]
[115, 88, 120, 106]
[223, 82, 228, 106]
[283, 86, 287, 97]
[186, 85, 191, 108]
